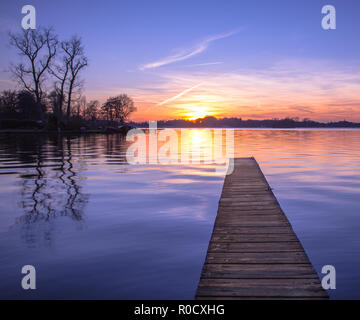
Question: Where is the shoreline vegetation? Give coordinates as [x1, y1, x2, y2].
[1, 27, 137, 135]
[131, 116, 360, 129]
[1, 116, 360, 135]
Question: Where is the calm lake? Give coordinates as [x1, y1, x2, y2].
[0, 129, 359, 299]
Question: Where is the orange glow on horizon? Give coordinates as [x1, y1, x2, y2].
[126, 98, 360, 123]
[181, 106, 217, 120]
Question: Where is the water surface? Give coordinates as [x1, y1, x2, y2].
[0, 129, 359, 299]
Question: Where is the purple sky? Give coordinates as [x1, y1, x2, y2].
[1, 0, 360, 121]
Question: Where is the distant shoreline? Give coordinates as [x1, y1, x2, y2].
[2, 127, 360, 134]
[130, 117, 360, 129]
[0, 129, 105, 134]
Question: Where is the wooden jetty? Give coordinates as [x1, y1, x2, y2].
[196, 157, 328, 300]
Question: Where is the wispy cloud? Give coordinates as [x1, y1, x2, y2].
[158, 83, 202, 106]
[139, 30, 239, 70]
[185, 61, 224, 67]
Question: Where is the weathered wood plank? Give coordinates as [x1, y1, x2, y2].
[195, 157, 328, 300]
[206, 252, 310, 264]
[211, 234, 299, 243]
[215, 214, 288, 223]
[208, 242, 304, 253]
[201, 263, 318, 279]
[213, 226, 294, 234]
[216, 210, 284, 216]
[197, 278, 328, 298]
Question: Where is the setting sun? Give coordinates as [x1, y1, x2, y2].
[183, 106, 215, 120]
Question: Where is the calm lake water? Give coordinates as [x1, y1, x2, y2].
[0, 129, 359, 299]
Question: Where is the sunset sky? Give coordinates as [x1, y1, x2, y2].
[1, 0, 360, 121]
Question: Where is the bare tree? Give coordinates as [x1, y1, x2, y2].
[74, 95, 86, 118]
[48, 54, 69, 120]
[102, 94, 136, 125]
[48, 90, 63, 120]
[61, 37, 88, 121]
[84, 100, 100, 121]
[0, 90, 17, 115]
[9, 27, 58, 119]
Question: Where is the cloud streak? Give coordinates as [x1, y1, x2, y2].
[185, 61, 224, 67]
[157, 83, 202, 106]
[140, 30, 239, 70]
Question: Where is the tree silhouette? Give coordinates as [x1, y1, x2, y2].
[101, 94, 136, 125]
[9, 27, 58, 119]
[62, 37, 88, 121]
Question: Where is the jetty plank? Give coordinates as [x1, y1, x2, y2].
[195, 157, 328, 300]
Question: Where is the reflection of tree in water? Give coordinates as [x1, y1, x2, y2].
[104, 134, 130, 164]
[0, 133, 132, 246]
[11, 135, 89, 246]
